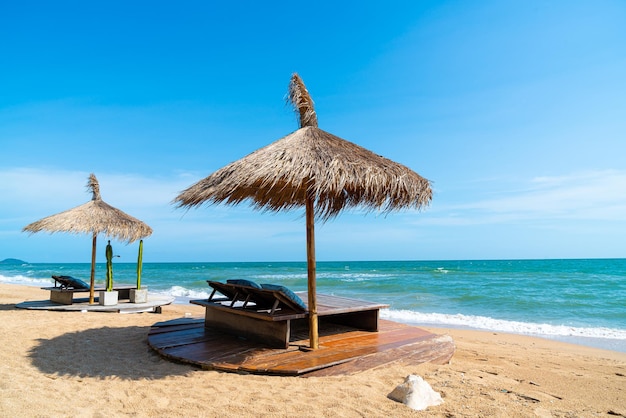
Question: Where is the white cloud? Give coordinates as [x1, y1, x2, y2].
[0, 167, 312, 261]
[0, 168, 191, 216]
[4, 167, 625, 262]
[420, 169, 626, 226]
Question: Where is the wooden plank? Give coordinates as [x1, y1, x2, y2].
[50, 290, 74, 304]
[304, 335, 455, 377]
[222, 327, 449, 375]
[191, 292, 387, 321]
[17, 295, 175, 312]
[189, 292, 386, 346]
[151, 318, 204, 329]
[190, 292, 389, 349]
[163, 340, 243, 363]
[191, 299, 305, 321]
[43, 285, 136, 292]
[147, 317, 455, 377]
[161, 337, 288, 371]
[240, 349, 358, 374]
[320, 327, 435, 351]
[203, 306, 291, 348]
[313, 293, 389, 314]
[44, 284, 137, 305]
[148, 326, 210, 349]
[269, 328, 426, 372]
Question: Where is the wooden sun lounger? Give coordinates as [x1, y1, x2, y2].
[41, 285, 137, 305]
[191, 281, 389, 348]
[205, 281, 271, 308]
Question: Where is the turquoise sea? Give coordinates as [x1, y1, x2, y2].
[2, 259, 625, 352]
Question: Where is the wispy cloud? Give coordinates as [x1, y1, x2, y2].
[4, 167, 626, 262]
[420, 169, 626, 226]
[0, 168, 187, 222]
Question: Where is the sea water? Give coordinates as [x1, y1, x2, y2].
[2, 259, 625, 352]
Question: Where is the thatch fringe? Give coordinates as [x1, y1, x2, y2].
[287, 73, 318, 128]
[88, 173, 101, 201]
[23, 174, 153, 243]
[174, 127, 431, 221]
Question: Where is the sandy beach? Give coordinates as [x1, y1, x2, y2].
[1, 283, 624, 417]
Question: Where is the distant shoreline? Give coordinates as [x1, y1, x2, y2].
[6, 257, 626, 264]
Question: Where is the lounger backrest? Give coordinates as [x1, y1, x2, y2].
[52, 275, 72, 288]
[206, 281, 308, 314]
[246, 285, 308, 314]
[51, 275, 89, 289]
[206, 281, 273, 309]
[207, 281, 244, 302]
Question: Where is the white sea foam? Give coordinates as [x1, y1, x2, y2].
[337, 275, 385, 282]
[165, 285, 211, 300]
[253, 273, 307, 281]
[0, 274, 53, 286]
[382, 309, 626, 340]
[253, 272, 390, 282]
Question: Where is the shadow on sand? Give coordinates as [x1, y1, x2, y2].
[28, 325, 194, 380]
[0, 304, 22, 311]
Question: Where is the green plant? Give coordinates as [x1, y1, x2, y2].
[105, 240, 113, 291]
[136, 240, 143, 289]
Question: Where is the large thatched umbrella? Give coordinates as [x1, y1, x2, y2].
[23, 174, 153, 304]
[174, 73, 432, 348]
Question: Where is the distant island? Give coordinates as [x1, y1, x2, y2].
[0, 258, 28, 265]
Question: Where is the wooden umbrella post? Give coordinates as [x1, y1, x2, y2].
[89, 233, 97, 304]
[306, 195, 319, 349]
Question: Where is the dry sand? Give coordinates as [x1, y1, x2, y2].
[1, 283, 624, 417]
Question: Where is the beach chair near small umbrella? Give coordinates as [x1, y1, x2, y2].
[23, 173, 153, 304]
[174, 73, 432, 349]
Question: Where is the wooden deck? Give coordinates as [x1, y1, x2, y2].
[190, 292, 388, 348]
[148, 318, 455, 377]
[42, 285, 137, 305]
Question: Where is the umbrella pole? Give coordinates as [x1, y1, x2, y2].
[89, 234, 97, 304]
[306, 195, 319, 349]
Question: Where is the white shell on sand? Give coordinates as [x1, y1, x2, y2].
[388, 375, 443, 411]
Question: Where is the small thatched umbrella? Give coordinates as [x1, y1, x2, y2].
[23, 174, 153, 304]
[174, 73, 432, 348]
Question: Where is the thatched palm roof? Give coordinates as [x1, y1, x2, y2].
[23, 173, 152, 304]
[23, 174, 153, 242]
[174, 74, 431, 219]
[175, 125, 431, 219]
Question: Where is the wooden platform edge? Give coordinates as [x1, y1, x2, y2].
[15, 296, 175, 313]
[302, 334, 455, 377]
[147, 319, 456, 377]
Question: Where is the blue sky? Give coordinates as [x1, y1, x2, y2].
[1, 0, 625, 263]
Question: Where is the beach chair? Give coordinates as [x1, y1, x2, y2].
[241, 284, 307, 314]
[207, 280, 256, 307]
[45, 275, 135, 305]
[193, 280, 387, 348]
[51, 275, 90, 290]
[207, 280, 306, 313]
